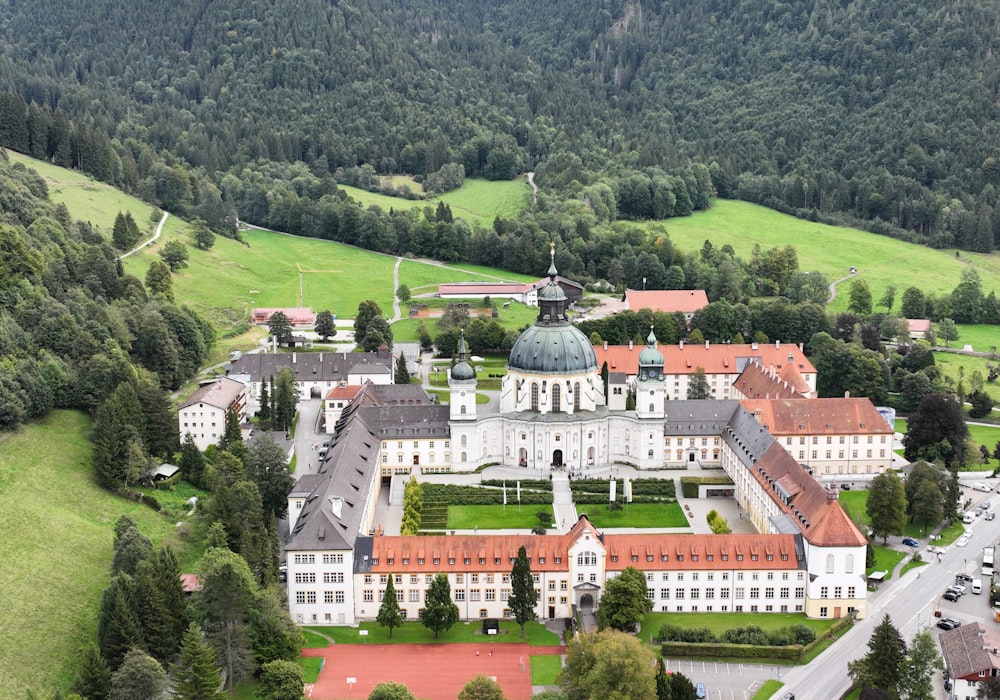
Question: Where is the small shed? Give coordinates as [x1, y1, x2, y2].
[867, 570, 887, 590]
[150, 463, 180, 482]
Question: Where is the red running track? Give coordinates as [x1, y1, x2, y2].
[303, 643, 563, 700]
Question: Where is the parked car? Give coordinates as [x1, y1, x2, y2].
[840, 483, 851, 490]
[780, 694, 796, 700]
[696, 683, 707, 699]
[936, 617, 961, 630]
[948, 583, 967, 595]
[974, 483, 992, 493]
[902, 537, 919, 547]
[943, 590, 960, 602]
[956, 536, 970, 547]
[988, 513, 996, 521]
[956, 573, 974, 583]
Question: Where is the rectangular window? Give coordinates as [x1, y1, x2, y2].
[296, 591, 305, 604]
[470, 590, 481, 601]
[764, 588, 774, 599]
[675, 589, 685, 599]
[324, 591, 334, 604]
[660, 589, 670, 599]
[795, 587, 804, 598]
[501, 590, 510, 601]
[820, 587, 829, 598]
[486, 589, 496, 601]
[363, 590, 373, 602]
[410, 590, 420, 602]
[820, 606, 828, 618]
[336, 591, 345, 604]
[690, 589, 699, 600]
[750, 588, 760, 599]
[455, 591, 465, 601]
[323, 572, 344, 583]
[306, 591, 316, 604]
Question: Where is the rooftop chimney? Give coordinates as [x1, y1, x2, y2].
[705, 340, 710, 349]
[775, 340, 781, 348]
[603, 341, 608, 350]
[679, 339, 685, 349]
[292, 352, 297, 364]
[751, 342, 759, 350]
[845, 390, 851, 398]
[628, 340, 633, 350]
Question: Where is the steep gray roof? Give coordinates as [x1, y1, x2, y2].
[367, 404, 451, 438]
[722, 404, 776, 469]
[663, 400, 741, 438]
[180, 377, 245, 410]
[228, 349, 392, 383]
[940, 622, 1000, 679]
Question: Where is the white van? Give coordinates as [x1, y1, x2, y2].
[963, 511, 976, 524]
[973, 578, 983, 594]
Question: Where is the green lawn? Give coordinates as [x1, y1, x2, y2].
[931, 352, 1000, 405]
[950, 324, 1000, 354]
[895, 417, 1000, 470]
[304, 619, 560, 646]
[582, 502, 689, 529]
[868, 545, 906, 579]
[751, 680, 785, 700]
[0, 411, 202, 698]
[531, 654, 563, 685]
[900, 558, 928, 577]
[8, 150, 158, 234]
[446, 504, 554, 530]
[339, 177, 531, 227]
[660, 199, 1000, 314]
[392, 301, 537, 344]
[399, 258, 536, 293]
[299, 656, 324, 684]
[643, 611, 837, 637]
[425, 389, 491, 405]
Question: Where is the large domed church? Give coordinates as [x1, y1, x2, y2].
[449, 244, 667, 472]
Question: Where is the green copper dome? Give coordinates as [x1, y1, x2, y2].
[638, 327, 663, 366]
[451, 334, 476, 381]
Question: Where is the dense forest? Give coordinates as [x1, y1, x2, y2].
[0, 0, 999, 265]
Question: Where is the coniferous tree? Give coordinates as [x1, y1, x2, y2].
[71, 645, 112, 700]
[136, 546, 188, 664]
[251, 586, 303, 665]
[173, 623, 225, 700]
[195, 548, 259, 690]
[218, 408, 243, 452]
[420, 573, 459, 638]
[377, 575, 403, 639]
[108, 648, 167, 700]
[273, 367, 298, 433]
[247, 435, 294, 521]
[97, 574, 144, 670]
[848, 614, 906, 698]
[111, 525, 153, 577]
[181, 433, 206, 487]
[145, 260, 174, 301]
[258, 379, 272, 427]
[394, 354, 410, 384]
[509, 545, 537, 638]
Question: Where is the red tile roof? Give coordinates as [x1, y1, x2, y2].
[740, 398, 892, 436]
[594, 341, 816, 377]
[438, 283, 530, 296]
[325, 385, 363, 400]
[733, 361, 810, 400]
[907, 319, 931, 332]
[250, 307, 317, 325]
[603, 532, 800, 571]
[179, 573, 202, 593]
[626, 289, 709, 314]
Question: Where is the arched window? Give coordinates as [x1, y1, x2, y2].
[648, 403, 654, 412]
[577, 551, 597, 566]
[845, 554, 854, 574]
[461, 451, 467, 461]
[530, 383, 539, 411]
[552, 383, 561, 412]
[825, 554, 835, 574]
[574, 382, 581, 411]
[461, 435, 467, 447]
[460, 405, 466, 414]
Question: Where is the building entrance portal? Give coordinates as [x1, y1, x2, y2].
[552, 449, 563, 467]
[518, 447, 528, 467]
[580, 593, 594, 611]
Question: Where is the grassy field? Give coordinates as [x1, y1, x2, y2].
[839, 487, 967, 545]
[0, 411, 202, 697]
[661, 200, 1000, 313]
[894, 417, 1000, 470]
[644, 611, 837, 637]
[950, 324, 1000, 353]
[303, 619, 560, 646]
[340, 177, 531, 227]
[399, 259, 536, 295]
[531, 654, 563, 685]
[393, 302, 537, 344]
[932, 352, 1000, 405]
[446, 504, 554, 530]
[7, 150, 158, 234]
[581, 502, 689, 528]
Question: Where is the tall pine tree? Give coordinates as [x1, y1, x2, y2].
[173, 623, 225, 700]
[377, 575, 403, 639]
[508, 545, 537, 638]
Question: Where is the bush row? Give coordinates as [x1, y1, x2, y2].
[420, 503, 449, 529]
[573, 494, 675, 505]
[569, 478, 676, 497]
[480, 479, 553, 491]
[660, 641, 803, 661]
[657, 623, 816, 647]
[421, 483, 550, 505]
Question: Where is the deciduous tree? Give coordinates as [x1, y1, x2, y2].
[458, 675, 506, 700]
[315, 310, 336, 341]
[904, 394, 969, 468]
[267, 312, 293, 346]
[866, 472, 907, 544]
[560, 629, 656, 700]
[900, 630, 943, 700]
[257, 660, 304, 700]
[686, 367, 711, 399]
[368, 682, 417, 700]
[108, 648, 167, 700]
[159, 240, 189, 270]
[848, 279, 873, 316]
[596, 566, 652, 632]
[937, 318, 959, 347]
[247, 435, 294, 521]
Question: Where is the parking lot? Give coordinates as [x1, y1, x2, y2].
[659, 659, 782, 700]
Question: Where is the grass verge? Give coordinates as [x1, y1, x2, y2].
[751, 680, 785, 699]
[642, 612, 837, 638]
[303, 620, 560, 646]
[446, 504, 554, 530]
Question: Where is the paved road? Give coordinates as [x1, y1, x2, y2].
[780, 489, 998, 699]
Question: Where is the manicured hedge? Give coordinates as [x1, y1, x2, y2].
[660, 641, 803, 661]
[420, 503, 449, 529]
[421, 483, 550, 505]
[480, 479, 552, 491]
[680, 476, 734, 498]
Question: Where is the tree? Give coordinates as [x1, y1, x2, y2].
[145, 260, 174, 301]
[979, 677, 1000, 699]
[848, 614, 906, 698]
[368, 683, 417, 700]
[686, 367, 711, 399]
[596, 566, 652, 632]
[458, 675, 506, 700]
[192, 220, 216, 250]
[866, 472, 907, 544]
[273, 366, 299, 432]
[904, 394, 969, 468]
[173, 623, 224, 700]
[899, 630, 943, 700]
[160, 240, 189, 271]
[848, 279, 873, 316]
[560, 629, 657, 700]
[247, 435, 294, 520]
[362, 315, 393, 351]
[315, 310, 336, 341]
[108, 648, 167, 700]
[136, 547, 188, 663]
[72, 645, 112, 700]
[377, 575, 404, 639]
[936, 318, 959, 347]
[898, 372, 933, 412]
[251, 586, 303, 666]
[397, 284, 411, 303]
[401, 477, 423, 535]
[969, 390, 995, 419]
[911, 481, 943, 534]
[97, 574, 144, 670]
[509, 545, 537, 638]
[355, 300, 384, 339]
[267, 312, 293, 346]
[662, 669, 698, 700]
[878, 285, 897, 311]
[195, 548, 259, 690]
[394, 354, 410, 384]
[900, 287, 926, 319]
[257, 660, 304, 700]
[420, 573, 460, 638]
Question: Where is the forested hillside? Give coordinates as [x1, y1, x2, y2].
[0, 0, 998, 264]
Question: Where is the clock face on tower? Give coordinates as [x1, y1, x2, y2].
[647, 369, 657, 379]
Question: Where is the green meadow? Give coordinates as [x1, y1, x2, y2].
[932, 352, 1000, 405]
[661, 200, 1000, 313]
[7, 149, 158, 234]
[949, 324, 1000, 353]
[341, 176, 531, 226]
[0, 411, 201, 698]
